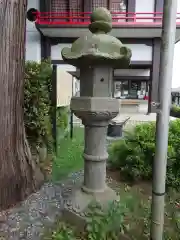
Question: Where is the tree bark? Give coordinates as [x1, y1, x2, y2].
[0, 0, 44, 211]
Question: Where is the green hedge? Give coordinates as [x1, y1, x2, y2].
[109, 120, 180, 189]
[170, 104, 180, 118]
[57, 106, 69, 130]
[24, 60, 68, 153]
[24, 60, 53, 151]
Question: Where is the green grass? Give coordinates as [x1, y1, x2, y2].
[44, 125, 180, 239]
[43, 124, 180, 239]
[52, 127, 84, 180]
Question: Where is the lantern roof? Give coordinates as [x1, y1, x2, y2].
[61, 7, 132, 68]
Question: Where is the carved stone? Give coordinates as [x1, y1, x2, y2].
[61, 7, 132, 226]
[71, 96, 119, 122]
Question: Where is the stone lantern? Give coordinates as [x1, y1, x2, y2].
[61, 7, 132, 223]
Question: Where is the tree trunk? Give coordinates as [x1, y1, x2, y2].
[0, 0, 44, 211]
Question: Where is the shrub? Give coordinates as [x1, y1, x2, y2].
[24, 60, 69, 153]
[47, 198, 134, 240]
[109, 120, 180, 189]
[170, 104, 180, 118]
[85, 200, 132, 240]
[24, 60, 53, 151]
[24, 60, 70, 177]
[56, 106, 69, 130]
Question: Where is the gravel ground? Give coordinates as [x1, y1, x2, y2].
[0, 170, 84, 240]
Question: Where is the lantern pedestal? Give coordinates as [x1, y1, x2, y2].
[62, 96, 119, 226]
[61, 7, 132, 227]
[63, 186, 118, 229]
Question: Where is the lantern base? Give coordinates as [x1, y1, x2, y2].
[62, 185, 119, 229]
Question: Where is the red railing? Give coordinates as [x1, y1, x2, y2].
[35, 12, 180, 25]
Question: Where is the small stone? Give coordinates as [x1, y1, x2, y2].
[66, 200, 71, 207]
[75, 204, 80, 209]
[72, 206, 79, 213]
[0, 171, 87, 239]
[79, 212, 85, 217]
[68, 204, 73, 210]
[0, 216, 7, 224]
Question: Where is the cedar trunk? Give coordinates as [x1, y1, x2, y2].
[0, 0, 44, 211]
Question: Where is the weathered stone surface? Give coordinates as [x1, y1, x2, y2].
[71, 96, 119, 122]
[61, 7, 132, 68]
[62, 186, 119, 229]
[60, 7, 132, 228]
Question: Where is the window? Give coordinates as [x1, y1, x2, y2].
[50, 0, 127, 12]
[121, 81, 129, 97]
[114, 80, 149, 100]
[89, 0, 127, 23]
[129, 81, 149, 99]
[90, 0, 127, 12]
[129, 81, 140, 99]
[114, 81, 129, 98]
[92, 0, 108, 9]
[50, 0, 68, 22]
[50, 0, 127, 22]
[51, 0, 83, 22]
[51, 0, 68, 13]
[111, 0, 127, 12]
[111, 0, 127, 22]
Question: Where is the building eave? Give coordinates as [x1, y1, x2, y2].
[36, 23, 180, 40]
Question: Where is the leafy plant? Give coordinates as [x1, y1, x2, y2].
[171, 104, 180, 112]
[43, 190, 180, 240]
[56, 107, 69, 130]
[85, 199, 132, 240]
[170, 104, 180, 118]
[109, 120, 180, 189]
[24, 60, 53, 151]
[24, 60, 69, 152]
[24, 60, 69, 177]
[50, 223, 76, 240]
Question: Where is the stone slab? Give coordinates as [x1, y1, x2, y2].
[62, 186, 119, 229]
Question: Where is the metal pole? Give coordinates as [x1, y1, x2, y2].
[150, 0, 177, 239]
[52, 65, 57, 154]
[70, 76, 74, 139]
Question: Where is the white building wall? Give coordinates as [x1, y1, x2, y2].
[51, 43, 152, 62]
[26, 0, 41, 62]
[178, 0, 180, 18]
[125, 44, 152, 61]
[51, 44, 71, 61]
[135, 0, 155, 22]
[55, 64, 79, 96]
[114, 69, 150, 77]
[56, 68, 73, 107]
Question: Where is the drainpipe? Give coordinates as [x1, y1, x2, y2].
[150, 0, 177, 239]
